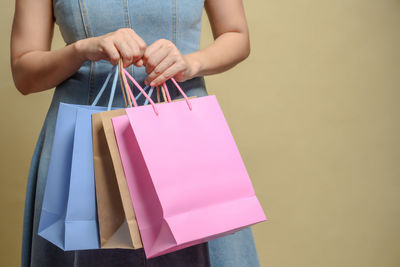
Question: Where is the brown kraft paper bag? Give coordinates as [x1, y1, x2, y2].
[92, 109, 143, 249]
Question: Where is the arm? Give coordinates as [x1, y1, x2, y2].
[11, 0, 146, 95]
[11, 0, 83, 95]
[143, 0, 250, 86]
[190, 0, 250, 76]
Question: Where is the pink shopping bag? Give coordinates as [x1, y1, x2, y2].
[113, 70, 267, 258]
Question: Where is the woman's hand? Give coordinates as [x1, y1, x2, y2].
[75, 28, 146, 67]
[142, 39, 200, 87]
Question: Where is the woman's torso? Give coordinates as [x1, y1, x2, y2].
[52, 0, 206, 107]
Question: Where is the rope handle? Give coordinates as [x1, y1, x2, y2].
[123, 69, 159, 115]
[162, 79, 192, 110]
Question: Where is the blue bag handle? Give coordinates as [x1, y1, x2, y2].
[91, 66, 118, 110]
[143, 86, 155, 105]
[91, 65, 151, 110]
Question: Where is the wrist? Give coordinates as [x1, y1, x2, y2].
[73, 39, 89, 63]
[184, 53, 203, 79]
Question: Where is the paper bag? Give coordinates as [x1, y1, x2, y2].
[92, 109, 142, 249]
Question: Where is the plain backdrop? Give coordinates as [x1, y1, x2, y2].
[1, 0, 400, 266]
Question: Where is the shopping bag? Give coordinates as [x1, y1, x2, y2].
[38, 66, 120, 250]
[92, 61, 158, 249]
[113, 71, 267, 258]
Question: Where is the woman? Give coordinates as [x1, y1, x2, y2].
[11, 0, 260, 266]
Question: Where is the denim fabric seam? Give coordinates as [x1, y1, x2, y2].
[78, 0, 90, 39]
[80, 0, 93, 37]
[124, 2, 135, 90]
[79, 0, 96, 104]
[171, 0, 177, 45]
[122, 0, 130, 29]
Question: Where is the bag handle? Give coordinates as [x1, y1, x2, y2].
[159, 85, 167, 102]
[143, 86, 155, 105]
[162, 82, 172, 102]
[123, 77, 192, 115]
[118, 60, 156, 108]
[118, 60, 130, 108]
[161, 79, 192, 110]
[122, 69, 159, 115]
[92, 62, 153, 111]
[91, 65, 119, 110]
[119, 60, 138, 108]
[92, 63, 186, 114]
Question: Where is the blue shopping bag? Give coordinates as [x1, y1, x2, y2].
[38, 66, 120, 250]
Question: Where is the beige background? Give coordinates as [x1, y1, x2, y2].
[1, 0, 400, 266]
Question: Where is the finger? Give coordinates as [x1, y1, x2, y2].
[124, 34, 142, 67]
[143, 48, 170, 75]
[145, 55, 176, 85]
[142, 40, 164, 65]
[150, 62, 185, 87]
[101, 40, 120, 65]
[123, 29, 146, 66]
[135, 59, 144, 67]
[128, 30, 146, 55]
[114, 37, 134, 67]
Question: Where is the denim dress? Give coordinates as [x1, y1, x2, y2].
[21, 0, 260, 266]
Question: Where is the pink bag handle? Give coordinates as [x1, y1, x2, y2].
[118, 60, 137, 108]
[162, 79, 192, 111]
[123, 69, 159, 115]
